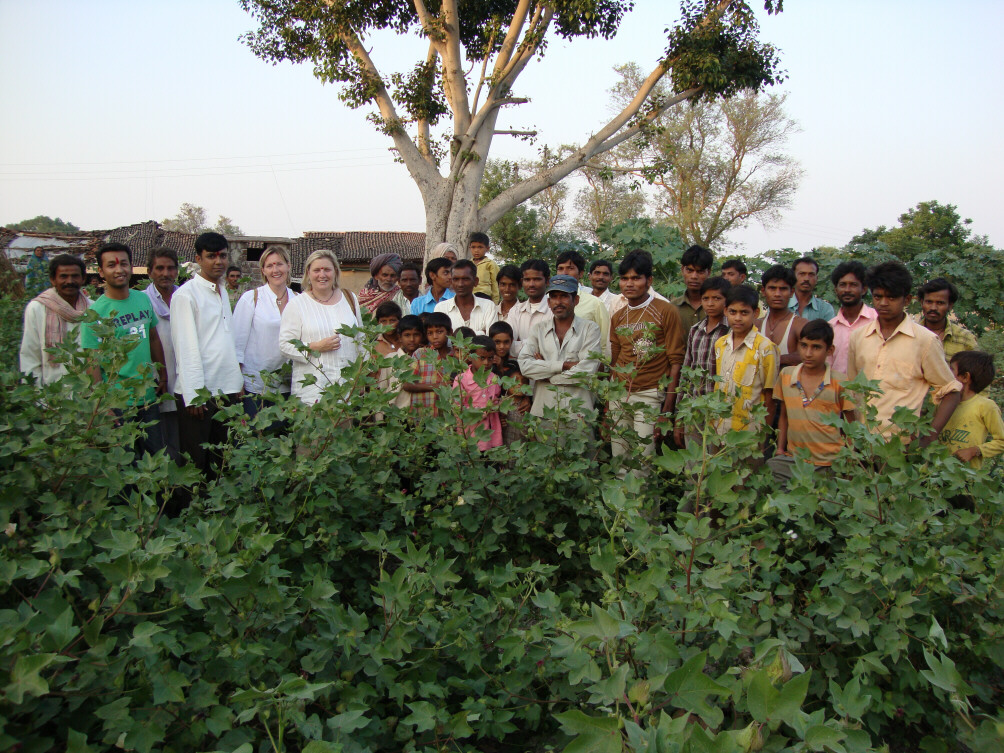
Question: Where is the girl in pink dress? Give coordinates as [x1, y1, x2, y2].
[453, 335, 503, 451]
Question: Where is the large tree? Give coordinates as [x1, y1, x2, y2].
[7, 216, 80, 233]
[162, 203, 245, 236]
[240, 0, 783, 262]
[850, 200, 975, 260]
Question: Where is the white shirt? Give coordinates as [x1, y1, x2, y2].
[278, 290, 362, 405]
[517, 316, 601, 417]
[233, 284, 297, 394]
[145, 284, 178, 411]
[506, 298, 552, 357]
[19, 299, 84, 385]
[170, 275, 244, 406]
[607, 288, 670, 318]
[593, 288, 619, 317]
[433, 295, 498, 335]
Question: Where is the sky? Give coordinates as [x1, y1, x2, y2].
[1, 1, 1002, 254]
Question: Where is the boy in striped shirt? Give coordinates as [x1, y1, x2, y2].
[769, 320, 857, 481]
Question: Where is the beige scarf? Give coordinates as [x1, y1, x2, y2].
[33, 288, 91, 364]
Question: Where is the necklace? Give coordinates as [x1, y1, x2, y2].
[764, 310, 791, 341]
[311, 289, 336, 304]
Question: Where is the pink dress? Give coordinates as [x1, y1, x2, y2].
[454, 367, 503, 451]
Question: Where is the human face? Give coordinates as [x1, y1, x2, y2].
[307, 258, 336, 294]
[870, 288, 909, 325]
[468, 241, 488, 261]
[376, 264, 399, 292]
[197, 249, 228, 282]
[227, 269, 241, 288]
[797, 337, 832, 371]
[547, 290, 577, 321]
[726, 302, 757, 336]
[619, 269, 651, 304]
[442, 249, 458, 263]
[920, 288, 952, 329]
[794, 261, 818, 295]
[378, 315, 400, 331]
[834, 273, 865, 309]
[50, 264, 84, 303]
[262, 252, 289, 289]
[589, 265, 612, 293]
[682, 264, 709, 292]
[492, 331, 513, 360]
[399, 328, 423, 354]
[762, 279, 793, 312]
[150, 255, 178, 293]
[498, 275, 520, 304]
[399, 269, 421, 298]
[701, 289, 727, 319]
[426, 325, 449, 350]
[99, 250, 132, 291]
[432, 265, 452, 291]
[721, 267, 746, 286]
[556, 260, 583, 282]
[469, 347, 492, 372]
[451, 266, 476, 297]
[521, 269, 547, 302]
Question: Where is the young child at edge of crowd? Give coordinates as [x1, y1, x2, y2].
[469, 232, 500, 303]
[673, 276, 731, 448]
[375, 313, 424, 412]
[374, 301, 402, 350]
[489, 320, 530, 445]
[403, 312, 455, 416]
[454, 334, 503, 451]
[714, 284, 779, 439]
[940, 350, 1004, 469]
[769, 320, 857, 481]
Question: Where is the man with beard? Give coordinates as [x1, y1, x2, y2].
[20, 253, 91, 385]
[146, 247, 182, 457]
[915, 278, 977, 363]
[398, 263, 422, 309]
[789, 257, 835, 322]
[827, 261, 876, 374]
[359, 253, 411, 316]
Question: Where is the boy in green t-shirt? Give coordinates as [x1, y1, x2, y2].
[81, 242, 167, 454]
[940, 350, 1004, 469]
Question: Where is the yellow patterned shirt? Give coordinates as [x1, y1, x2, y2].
[714, 327, 780, 433]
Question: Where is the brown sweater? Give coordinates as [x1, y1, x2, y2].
[610, 296, 685, 392]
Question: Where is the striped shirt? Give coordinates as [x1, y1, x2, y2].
[777, 365, 853, 466]
[714, 328, 779, 433]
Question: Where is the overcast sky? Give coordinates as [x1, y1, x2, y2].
[2, 1, 1001, 253]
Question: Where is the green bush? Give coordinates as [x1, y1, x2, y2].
[1, 314, 1002, 753]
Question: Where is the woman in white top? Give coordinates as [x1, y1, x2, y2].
[233, 246, 298, 417]
[279, 248, 363, 405]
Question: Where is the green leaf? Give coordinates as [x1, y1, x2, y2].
[403, 701, 438, 732]
[328, 709, 369, 733]
[773, 671, 811, 725]
[664, 652, 729, 727]
[555, 710, 622, 753]
[805, 725, 846, 752]
[4, 652, 57, 704]
[746, 670, 776, 723]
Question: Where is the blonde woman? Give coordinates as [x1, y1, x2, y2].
[233, 246, 297, 417]
[279, 249, 363, 405]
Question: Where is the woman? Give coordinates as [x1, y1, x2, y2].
[279, 249, 363, 405]
[233, 246, 297, 417]
[357, 253, 411, 316]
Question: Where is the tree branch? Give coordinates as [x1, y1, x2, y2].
[492, 0, 533, 78]
[494, 129, 537, 136]
[439, 0, 471, 135]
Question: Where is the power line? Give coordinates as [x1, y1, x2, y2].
[0, 147, 391, 168]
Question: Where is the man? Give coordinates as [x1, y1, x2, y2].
[434, 260, 498, 335]
[609, 250, 685, 465]
[411, 258, 455, 315]
[789, 257, 835, 321]
[671, 244, 713, 332]
[518, 274, 601, 420]
[170, 232, 244, 476]
[757, 265, 806, 367]
[24, 247, 49, 297]
[827, 261, 876, 374]
[846, 261, 961, 442]
[225, 265, 244, 309]
[589, 259, 619, 315]
[720, 258, 749, 286]
[146, 247, 182, 458]
[81, 243, 167, 455]
[398, 262, 422, 307]
[506, 259, 552, 357]
[555, 250, 610, 356]
[915, 278, 978, 362]
[20, 253, 91, 385]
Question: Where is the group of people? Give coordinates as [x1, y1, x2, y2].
[18, 230, 1004, 488]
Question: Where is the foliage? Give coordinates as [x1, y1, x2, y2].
[571, 164, 648, 242]
[2, 306, 1001, 752]
[6, 215, 81, 234]
[162, 203, 244, 237]
[850, 200, 975, 261]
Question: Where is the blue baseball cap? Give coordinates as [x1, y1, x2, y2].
[546, 274, 579, 295]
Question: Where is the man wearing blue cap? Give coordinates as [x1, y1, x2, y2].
[518, 274, 602, 420]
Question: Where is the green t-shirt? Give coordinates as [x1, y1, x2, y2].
[81, 290, 159, 405]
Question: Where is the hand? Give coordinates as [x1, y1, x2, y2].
[533, 352, 544, 360]
[311, 334, 341, 353]
[187, 404, 207, 419]
[561, 360, 579, 371]
[157, 374, 168, 396]
[954, 446, 981, 462]
[774, 448, 791, 457]
[918, 431, 937, 448]
[673, 425, 685, 448]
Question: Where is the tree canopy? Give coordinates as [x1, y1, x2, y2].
[7, 216, 80, 234]
[162, 203, 244, 237]
[850, 200, 976, 260]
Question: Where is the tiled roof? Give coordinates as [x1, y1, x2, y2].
[290, 232, 424, 276]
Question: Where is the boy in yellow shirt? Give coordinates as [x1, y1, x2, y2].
[469, 232, 500, 303]
[940, 350, 1004, 469]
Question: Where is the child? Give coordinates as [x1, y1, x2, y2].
[374, 301, 402, 349]
[714, 284, 779, 436]
[673, 276, 730, 447]
[757, 265, 806, 367]
[403, 312, 455, 415]
[769, 320, 857, 481]
[496, 265, 521, 319]
[453, 335, 503, 450]
[489, 321, 530, 445]
[375, 314, 423, 412]
[940, 351, 1004, 469]
[469, 232, 500, 303]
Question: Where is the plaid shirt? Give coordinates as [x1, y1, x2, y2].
[682, 318, 730, 397]
[409, 346, 454, 415]
[912, 313, 978, 362]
